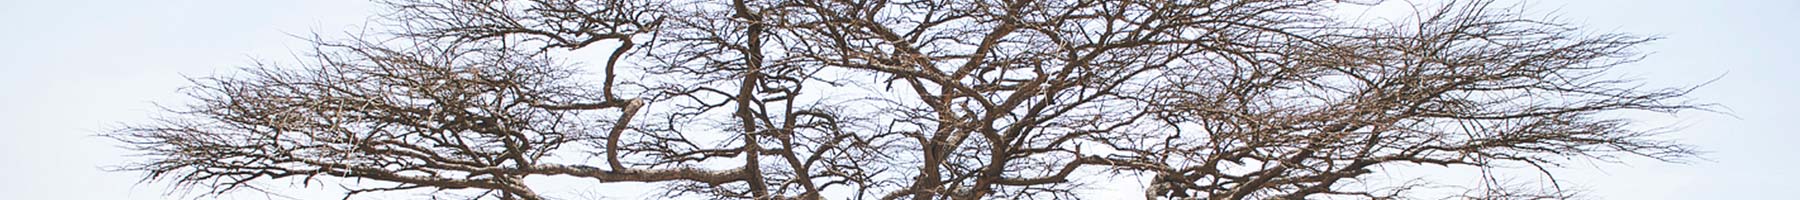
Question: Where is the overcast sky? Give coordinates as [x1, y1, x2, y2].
[1, 0, 1795, 199]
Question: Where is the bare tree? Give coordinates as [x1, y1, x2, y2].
[111, 0, 1707, 199]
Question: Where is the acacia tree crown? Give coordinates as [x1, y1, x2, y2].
[111, 0, 1705, 199]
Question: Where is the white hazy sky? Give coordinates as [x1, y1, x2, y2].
[1, 0, 1794, 199]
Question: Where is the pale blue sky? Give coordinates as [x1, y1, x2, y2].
[0, 0, 1793, 199]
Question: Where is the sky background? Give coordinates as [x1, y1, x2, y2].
[0, 0, 1794, 199]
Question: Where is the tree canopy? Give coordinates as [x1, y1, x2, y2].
[111, 0, 1705, 199]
